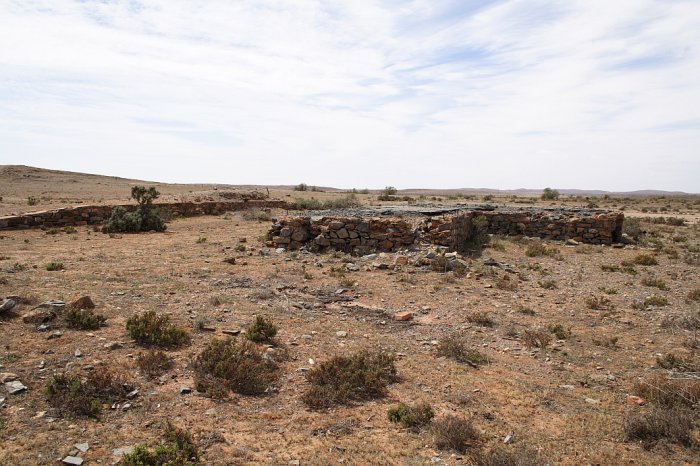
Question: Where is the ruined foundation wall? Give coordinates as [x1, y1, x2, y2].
[269, 209, 625, 253]
[0, 200, 289, 230]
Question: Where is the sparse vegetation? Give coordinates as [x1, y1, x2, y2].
[45, 261, 64, 271]
[585, 295, 615, 310]
[437, 335, 491, 367]
[387, 402, 434, 431]
[64, 308, 106, 330]
[432, 415, 480, 453]
[137, 350, 175, 378]
[46, 370, 133, 418]
[633, 254, 658, 266]
[245, 315, 278, 344]
[302, 351, 397, 409]
[525, 243, 559, 258]
[522, 329, 552, 348]
[625, 407, 695, 447]
[548, 323, 571, 339]
[126, 311, 190, 347]
[466, 311, 496, 327]
[122, 421, 199, 465]
[472, 447, 549, 466]
[541, 187, 560, 200]
[193, 338, 278, 397]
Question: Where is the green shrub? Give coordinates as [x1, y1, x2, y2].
[27, 196, 38, 206]
[245, 316, 278, 344]
[193, 338, 278, 397]
[45, 262, 64, 271]
[195, 237, 207, 244]
[641, 277, 668, 290]
[541, 187, 560, 200]
[548, 324, 571, 339]
[387, 402, 434, 431]
[64, 308, 106, 330]
[102, 186, 166, 233]
[122, 421, 199, 466]
[126, 311, 190, 347]
[302, 351, 397, 409]
[294, 183, 308, 192]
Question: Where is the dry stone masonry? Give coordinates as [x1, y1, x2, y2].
[0, 200, 289, 230]
[269, 207, 624, 254]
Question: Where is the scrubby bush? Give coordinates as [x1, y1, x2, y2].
[46, 370, 134, 418]
[522, 329, 552, 348]
[472, 446, 549, 466]
[525, 243, 559, 258]
[193, 338, 278, 397]
[541, 187, 560, 200]
[387, 402, 434, 431]
[548, 324, 571, 340]
[432, 415, 480, 453]
[126, 311, 190, 347]
[632, 374, 700, 408]
[137, 350, 175, 378]
[122, 421, 199, 466]
[437, 335, 490, 367]
[27, 196, 38, 206]
[64, 308, 106, 330]
[102, 186, 166, 233]
[625, 407, 695, 447]
[633, 254, 658, 266]
[245, 316, 278, 344]
[45, 262, 64, 271]
[466, 312, 495, 328]
[302, 351, 397, 409]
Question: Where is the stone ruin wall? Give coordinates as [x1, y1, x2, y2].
[269, 210, 625, 254]
[0, 199, 289, 230]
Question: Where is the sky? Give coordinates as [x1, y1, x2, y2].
[1, 0, 699, 192]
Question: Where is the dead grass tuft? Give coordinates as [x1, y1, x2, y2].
[436, 335, 491, 367]
[522, 329, 552, 348]
[432, 415, 480, 453]
[137, 350, 175, 379]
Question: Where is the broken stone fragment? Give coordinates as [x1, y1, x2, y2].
[4, 380, 27, 394]
[394, 311, 413, 322]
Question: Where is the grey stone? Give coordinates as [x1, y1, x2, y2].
[335, 331, 348, 338]
[5, 380, 27, 394]
[104, 341, 123, 350]
[74, 348, 82, 358]
[180, 386, 192, 395]
[62, 456, 83, 465]
[74, 443, 89, 453]
[47, 331, 63, 340]
[113, 446, 134, 457]
[0, 299, 16, 313]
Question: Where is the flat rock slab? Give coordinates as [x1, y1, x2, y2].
[62, 456, 84, 465]
[4, 380, 27, 394]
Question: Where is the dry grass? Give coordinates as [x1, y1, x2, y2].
[624, 407, 696, 447]
[632, 374, 700, 408]
[193, 338, 278, 397]
[46, 370, 134, 418]
[137, 349, 175, 379]
[522, 329, 552, 348]
[302, 351, 398, 409]
[467, 311, 496, 327]
[431, 415, 480, 453]
[436, 335, 491, 367]
[472, 446, 549, 466]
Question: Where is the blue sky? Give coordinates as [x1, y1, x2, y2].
[1, 0, 699, 191]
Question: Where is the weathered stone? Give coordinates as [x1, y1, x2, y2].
[394, 311, 413, 321]
[22, 308, 57, 324]
[5, 380, 27, 394]
[69, 296, 95, 310]
[0, 299, 16, 313]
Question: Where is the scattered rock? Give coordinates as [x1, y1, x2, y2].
[345, 263, 360, 272]
[584, 397, 600, 405]
[74, 348, 82, 358]
[104, 342, 123, 350]
[222, 329, 241, 336]
[47, 331, 63, 340]
[565, 239, 579, 246]
[336, 331, 348, 338]
[74, 443, 89, 453]
[4, 380, 27, 394]
[22, 308, 57, 324]
[62, 456, 83, 465]
[0, 373, 18, 383]
[113, 446, 134, 457]
[69, 296, 95, 310]
[394, 311, 413, 321]
[180, 386, 192, 395]
[0, 298, 16, 313]
[126, 389, 139, 399]
[626, 395, 646, 406]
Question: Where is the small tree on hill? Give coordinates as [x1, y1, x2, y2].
[102, 186, 166, 233]
[541, 187, 560, 200]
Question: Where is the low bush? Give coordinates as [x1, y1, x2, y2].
[126, 311, 190, 347]
[102, 186, 166, 233]
[45, 262, 64, 271]
[687, 288, 700, 303]
[522, 329, 551, 348]
[624, 407, 695, 447]
[46, 370, 134, 418]
[525, 243, 559, 258]
[64, 308, 106, 330]
[632, 374, 700, 408]
[585, 295, 614, 310]
[302, 351, 397, 409]
[387, 402, 434, 431]
[436, 335, 490, 367]
[633, 254, 658, 266]
[432, 415, 480, 453]
[137, 350, 175, 378]
[656, 352, 698, 373]
[640, 277, 668, 290]
[548, 324, 571, 340]
[466, 312, 495, 327]
[193, 338, 278, 397]
[245, 316, 278, 344]
[472, 446, 549, 466]
[122, 421, 199, 466]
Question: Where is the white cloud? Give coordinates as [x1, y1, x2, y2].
[0, 0, 698, 191]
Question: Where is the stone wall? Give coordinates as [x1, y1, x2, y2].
[269, 209, 624, 253]
[268, 217, 417, 255]
[0, 199, 289, 230]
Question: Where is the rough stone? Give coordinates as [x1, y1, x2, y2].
[69, 296, 95, 310]
[5, 380, 27, 394]
[0, 299, 16, 313]
[22, 308, 57, 324]
[394, 311, 413, 321]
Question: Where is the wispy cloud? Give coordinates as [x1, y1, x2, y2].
[0, 0, 698, 191]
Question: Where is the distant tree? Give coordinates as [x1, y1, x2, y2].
[541, 187, 560, 200]
[383, 186, 397, 196]
[102, 186, 166, 233]
[294, 183, 308, 192]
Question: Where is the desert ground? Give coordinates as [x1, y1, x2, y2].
[1, 167, 699, 465]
